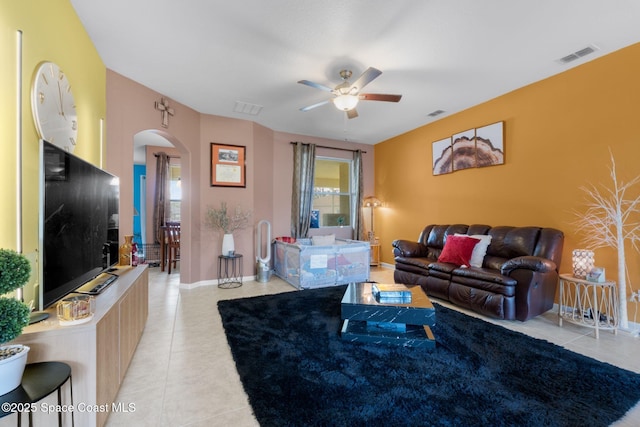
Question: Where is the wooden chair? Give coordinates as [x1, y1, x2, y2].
[166, 222, 180, 274]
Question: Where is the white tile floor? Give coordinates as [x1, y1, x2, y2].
[105, 267, 640, 427]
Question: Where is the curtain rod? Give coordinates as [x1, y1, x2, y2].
[153, 153, 181, 158]
[290, 141, 367, 154]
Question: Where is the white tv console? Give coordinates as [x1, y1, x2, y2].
[2, 265, 149, 427]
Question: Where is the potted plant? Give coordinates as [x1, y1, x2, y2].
[0, 249, 32, 395]
[204, 202, 252, 255]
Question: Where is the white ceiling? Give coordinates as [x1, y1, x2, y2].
[70, 0, 640, 146]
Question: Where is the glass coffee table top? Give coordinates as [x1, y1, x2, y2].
[340, 282, 436, 349]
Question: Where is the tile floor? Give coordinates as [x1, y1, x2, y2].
[105, 267, 640, 427]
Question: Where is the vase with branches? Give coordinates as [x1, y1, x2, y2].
[573, 150, 640, 333]
[204, 202, 252, 255]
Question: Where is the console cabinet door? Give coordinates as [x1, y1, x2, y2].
[96, 305, 120, 427]
[119, 269, 149, 378]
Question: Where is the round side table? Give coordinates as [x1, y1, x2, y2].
[0, 361, 74, 426]
[218, 254, 243, 288]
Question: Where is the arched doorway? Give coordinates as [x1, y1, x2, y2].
[133, 130, 184, 273]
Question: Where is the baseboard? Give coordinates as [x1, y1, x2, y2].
[179, 275, 256, 289]
[178, 263, 397, 290]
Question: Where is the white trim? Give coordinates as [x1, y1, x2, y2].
[16, 30, 22, 253]
[179, 275, 256, 289]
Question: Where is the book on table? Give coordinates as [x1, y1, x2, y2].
[372, 283, 412, 303]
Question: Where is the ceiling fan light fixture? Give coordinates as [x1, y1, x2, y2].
[333, 94, 359, 111]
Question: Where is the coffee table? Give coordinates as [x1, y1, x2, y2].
[340, 282, 436, 349]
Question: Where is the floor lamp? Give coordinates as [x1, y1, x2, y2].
[363, 196, 382, 242]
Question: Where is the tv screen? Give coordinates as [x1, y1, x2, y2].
[40, 140, 120, 309]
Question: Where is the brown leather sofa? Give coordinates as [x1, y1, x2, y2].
[392, 224, 564, 321]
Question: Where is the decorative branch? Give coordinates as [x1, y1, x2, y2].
[572, 149, 640, 330]
[204, 202, 252, 235]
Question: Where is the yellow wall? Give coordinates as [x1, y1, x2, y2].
[0, 0, 105, 305]
[376, 43, 640, 314]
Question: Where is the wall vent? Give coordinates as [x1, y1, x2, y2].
[557, 45, 599, 65]
[427, 109, 446, 117]
[233, 101, 263, 116]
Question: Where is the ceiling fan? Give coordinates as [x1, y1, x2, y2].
[298, 67, 402, 119]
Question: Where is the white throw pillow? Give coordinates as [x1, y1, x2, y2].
[456, 233, 492, 268]
[312, 234, 336, 246]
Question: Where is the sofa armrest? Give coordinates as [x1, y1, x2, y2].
[501, 256, 557, 276]
[392, 239, 428, 258]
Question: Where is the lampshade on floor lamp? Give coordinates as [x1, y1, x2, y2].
[363, 196, 382, 241]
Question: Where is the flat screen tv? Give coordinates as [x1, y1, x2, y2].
[40, 140, 120, 309]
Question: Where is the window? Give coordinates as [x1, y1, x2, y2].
[312, 158, 352, 227]
[168, 164, 181, 222]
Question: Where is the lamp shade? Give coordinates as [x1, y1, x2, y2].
[363, 196, 382, 208]
[572, 249, 594, 279]
[333, 94, 359, 111]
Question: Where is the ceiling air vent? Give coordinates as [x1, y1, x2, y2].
[233, 101, 263, 116]
[427, 109, 445, 117]
[557, 45, 599, 65]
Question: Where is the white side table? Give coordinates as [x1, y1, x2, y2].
[558, 273, 618, 339]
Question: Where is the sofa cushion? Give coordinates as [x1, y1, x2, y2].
[437, 235, 480, 267]
[487, 226, 540, 258]
[395, 256, 433, 273]
[428, 261, 458, 274]
[452, 266, 517, 288]
[483, 255, 509, 272]
[423, 224, 468, 249]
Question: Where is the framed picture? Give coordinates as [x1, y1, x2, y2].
[432, 137, 453, 175]
[210, 143, 246, 187]
[452, 129, 476, 171]
[475, 121, 504, 167]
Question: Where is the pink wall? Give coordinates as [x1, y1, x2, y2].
[271, 131, 374, 240]
[106, 70, 201, 283]
[106, 70, 375, 284]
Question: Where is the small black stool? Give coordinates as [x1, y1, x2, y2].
[0, 361, 74, 427]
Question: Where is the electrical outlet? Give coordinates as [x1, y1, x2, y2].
[630, 291, 640, 303]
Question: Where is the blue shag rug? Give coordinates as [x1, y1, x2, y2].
[217, 285, 640, 427]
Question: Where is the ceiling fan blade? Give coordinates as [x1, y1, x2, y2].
[347, 108, 358, 119]
[300, 99, 330, 112]
[350, 67, 382, 92]
[298, 80, 334, 92]
[359, 93, 402, 102]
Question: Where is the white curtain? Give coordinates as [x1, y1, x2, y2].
[291, 142, 316, 238]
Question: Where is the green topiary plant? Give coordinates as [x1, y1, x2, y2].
[0, 249, 31, 345]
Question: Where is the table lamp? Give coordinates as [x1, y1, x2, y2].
[572, 249, 594, 279]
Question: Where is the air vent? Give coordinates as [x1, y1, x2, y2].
[427, 109, 446, 117]
[557, 45, 599, 65]
[233, 101, 263, 116]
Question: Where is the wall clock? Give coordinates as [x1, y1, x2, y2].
[31, 61, 78, 152]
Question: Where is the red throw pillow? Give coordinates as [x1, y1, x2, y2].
[437, 235, 481, 267]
